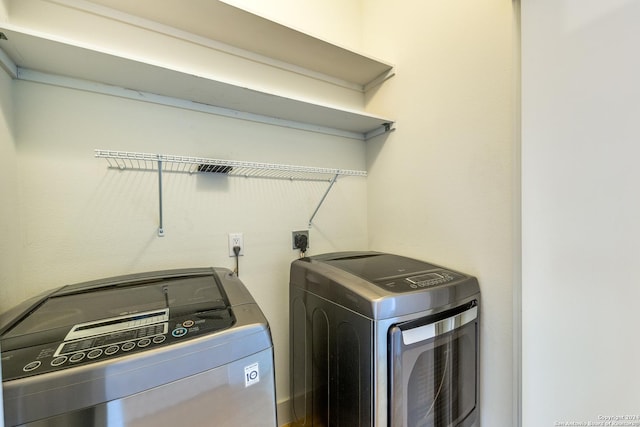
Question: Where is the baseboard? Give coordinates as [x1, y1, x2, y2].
[277, 398, 292, 427]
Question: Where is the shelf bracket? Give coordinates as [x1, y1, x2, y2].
[364, 122, 395, 141]
[308, 173, 339, 228]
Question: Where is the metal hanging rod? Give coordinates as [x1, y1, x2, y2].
[95, 149, 366, 235]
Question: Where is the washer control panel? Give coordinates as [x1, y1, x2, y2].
[1, 309, 234, 380]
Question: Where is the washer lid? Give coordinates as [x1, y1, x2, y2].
[0, 269, 231, 351]
[311, 252, 463, 293]
[318, 252, 437, 280]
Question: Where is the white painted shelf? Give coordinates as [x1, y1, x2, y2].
[0, 0, 396, 140]
[87, 0, 395, 89]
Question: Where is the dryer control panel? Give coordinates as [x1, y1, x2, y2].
[405, 270, 463, 289]
[311, 252, 468, 293]
[378, 269, 464, 292]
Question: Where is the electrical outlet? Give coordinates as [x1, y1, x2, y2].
[228, 232, 244, 257]
[292, 230, 309, 251]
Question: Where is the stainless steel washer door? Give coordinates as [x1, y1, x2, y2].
[388, 301, 479, 427]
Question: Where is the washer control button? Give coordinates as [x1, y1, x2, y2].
[172, 327, 188, 338]
[182, 320, 195, 328]
[104, 345, 119, 355]
[137, 338, 151, 348]
[23, 361, 41, 372]
[121, 342, 136, 352]
[69, 353, 85, 363]
[152, 335, 166, 344]
[51, 356, 67, 367]
[87, 349, 103, 359]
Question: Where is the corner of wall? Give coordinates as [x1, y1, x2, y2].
[0, 0, 8, 22]
[0, 57, 19, 314]
[512, 1, 523, 426]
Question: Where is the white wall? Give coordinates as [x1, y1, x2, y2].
[0, 0, 7, 21]
[2, 2, 520, 426]
[522, 1, 640, 425]
[363, 1, 518, 426]
[178, 1, 519, 425]
[233, 0, 519, 427]
[5, 79, 368, 418]
[0, 60, 15, 427]
[1, 1, 370, 425]
[0, 50, 19, 325]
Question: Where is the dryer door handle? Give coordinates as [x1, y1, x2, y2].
[401, 306, 477, 345]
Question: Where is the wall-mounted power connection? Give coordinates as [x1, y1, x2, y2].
[228, 232, 244, 257]
[292, 230, 309, 255]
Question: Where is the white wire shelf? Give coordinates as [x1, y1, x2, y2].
[95, 149, 367, 235]
[95, 149, 367, 182]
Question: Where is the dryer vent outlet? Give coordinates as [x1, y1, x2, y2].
[292, 231, 309, 251]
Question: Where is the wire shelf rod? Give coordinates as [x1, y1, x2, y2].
[95, 149, 367, 233]
[95, 149, 366, 179]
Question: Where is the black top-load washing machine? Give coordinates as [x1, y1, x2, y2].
[1, 267, 277, 427]
[290, 251, 480, 427]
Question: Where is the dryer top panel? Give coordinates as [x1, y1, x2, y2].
[308, 252, 465, 293]
[291, 252, 480, 319]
